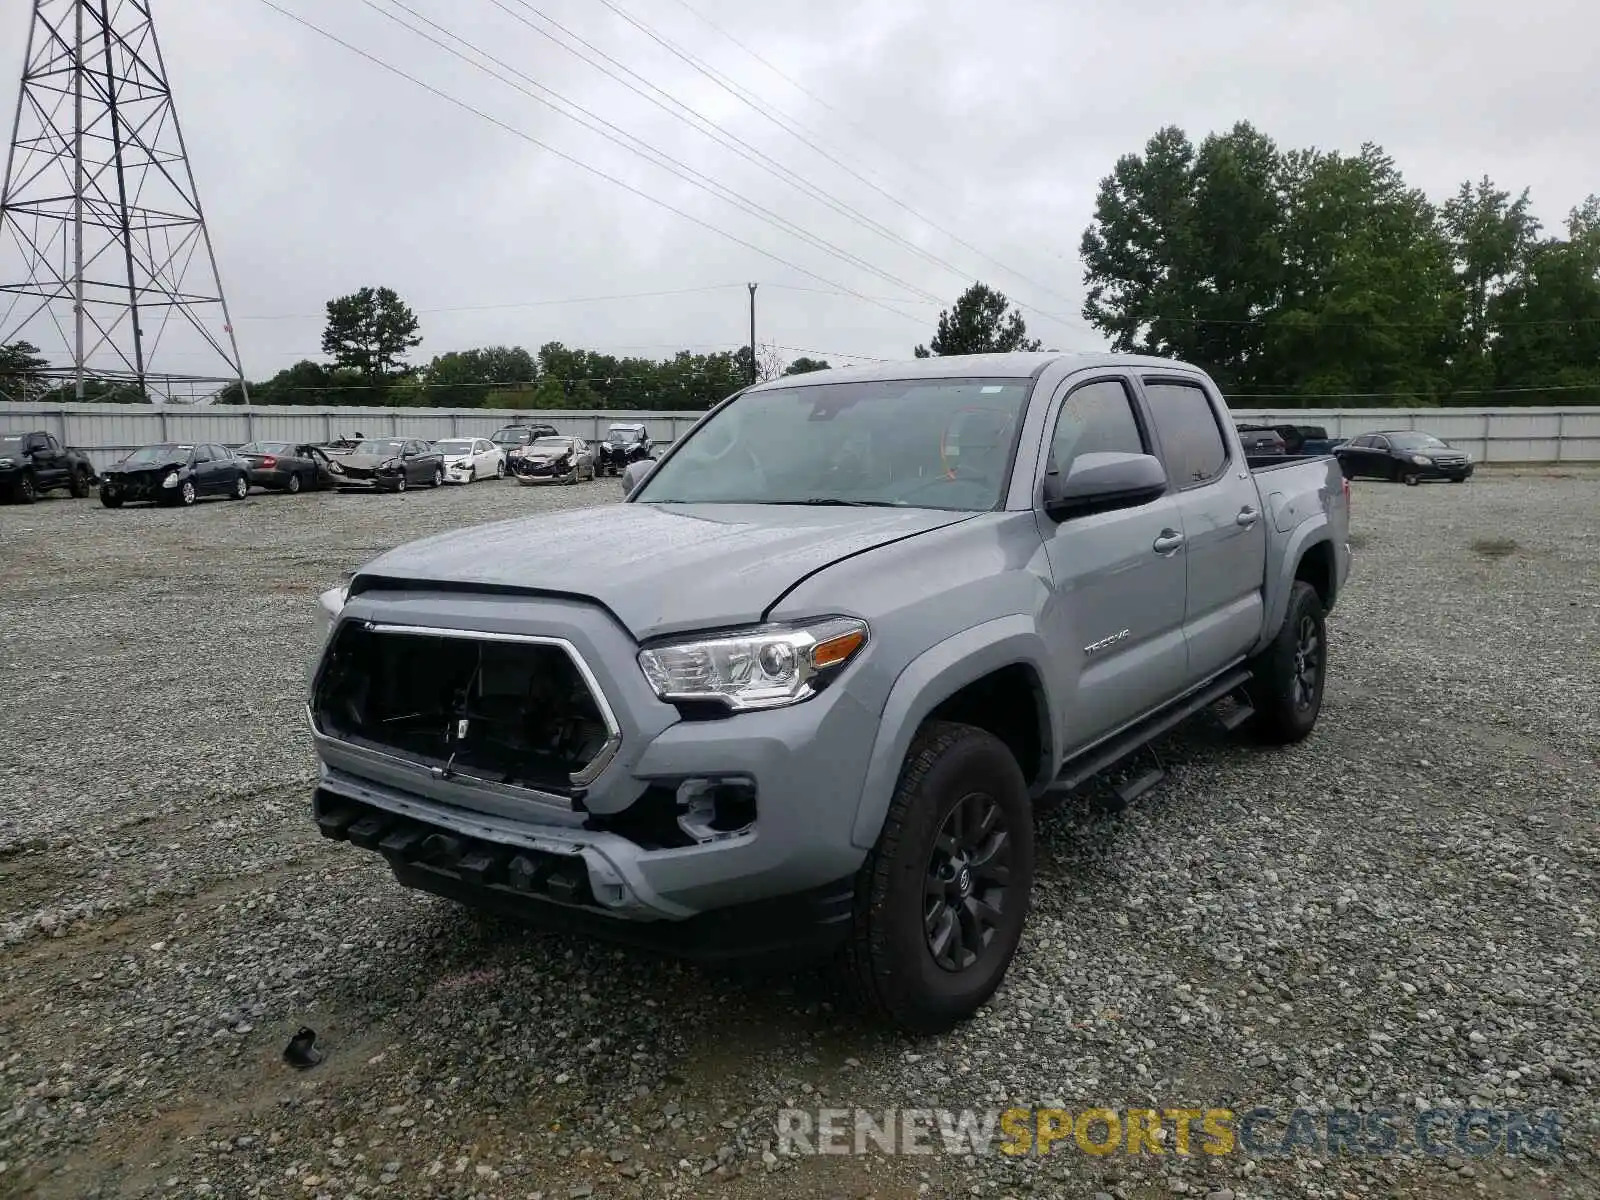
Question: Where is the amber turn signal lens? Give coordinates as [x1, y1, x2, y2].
[812, 629, 865, 669]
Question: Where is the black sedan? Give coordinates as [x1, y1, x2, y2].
[325, 437, 445, 492]
[235, 441, 338, 493]
[1334, 430, 1474, 485]
[99, 442, 250, 507]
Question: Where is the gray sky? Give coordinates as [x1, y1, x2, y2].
[1, 0, 1594, 390]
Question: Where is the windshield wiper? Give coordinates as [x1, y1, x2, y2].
[769, 498, 902, 507]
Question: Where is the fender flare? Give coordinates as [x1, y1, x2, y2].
[849, 614, 1056, 850]
[1252, 516, 1332, 656]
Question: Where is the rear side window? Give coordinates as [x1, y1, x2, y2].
[1047, 378, 1146, 476]
[1142, 380, 1228, 486]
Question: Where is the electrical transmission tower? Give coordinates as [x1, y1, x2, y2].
[0, 0, 247, 404]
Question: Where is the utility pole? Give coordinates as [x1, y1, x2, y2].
[747, 282, 757, 385]
[0, 0, 249, 404]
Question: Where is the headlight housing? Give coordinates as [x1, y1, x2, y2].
[1411, 454, 1433, 466]
[638, 617, 868, 711]
[162, 471, 180, 488]
[0, 457, 13, 468]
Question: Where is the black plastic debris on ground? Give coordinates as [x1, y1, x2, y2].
[283, 1026, 322, 1069]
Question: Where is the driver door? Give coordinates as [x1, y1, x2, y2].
[1033, 374, 1191, 754]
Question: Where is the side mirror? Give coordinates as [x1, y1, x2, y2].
[620, 458, 654, 497]
[1043, 451, 1167, 519]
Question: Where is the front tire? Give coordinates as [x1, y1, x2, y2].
[1242, 580, 1327, 745]
[69, 466, 92, 498]
[1403, 472, 1420, 486]
[841, 720, 1034, 1035]
[178, 479, 197, 507]
[287, 472, 302, 494]
[99, 489, 122, 508]
[495, 459, 505, 478]
[394, 476, 407, 494]
[14, 472, 37, 504]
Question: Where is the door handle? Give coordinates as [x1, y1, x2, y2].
[1236, 507, 1260, 527]
[1153, 530, 1185, 555]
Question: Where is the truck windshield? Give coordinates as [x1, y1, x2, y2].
[632, 378, 1032, 511]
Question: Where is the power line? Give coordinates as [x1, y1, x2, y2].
[485, 0, 1024, 316]
[250, 0, 930, 333]
[588, 0, 1087, 330]
[658, 0, 957, 197]
[363, 0, 945, 306]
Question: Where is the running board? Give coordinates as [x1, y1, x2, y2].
[1044, 666, 1254, 800]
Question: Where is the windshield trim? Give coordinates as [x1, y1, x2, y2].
[629, 375, 1039, 512]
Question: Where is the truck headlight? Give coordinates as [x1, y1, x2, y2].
[1411, 454, 1433, 466]
[0, 457, 13, 468]
[638, 617, 868, 711]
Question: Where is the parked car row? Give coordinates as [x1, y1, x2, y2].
[0, 419, 664, 507]
[1230, 421, 1473, 485]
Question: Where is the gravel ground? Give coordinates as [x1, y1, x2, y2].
[1, 466, 1596, 1200]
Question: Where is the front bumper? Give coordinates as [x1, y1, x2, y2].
[332, 470, 403, 491]
[512, 463, 574, 484]
[443, 462, 476, 483]
[99, 472, 172, 502]
[308, 589, 880, 947]
[1407, 459, 1474, 481]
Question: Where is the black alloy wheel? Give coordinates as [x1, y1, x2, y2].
[924, 791, 1014, 973]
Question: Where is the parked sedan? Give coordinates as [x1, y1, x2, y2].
[434, 437, 506, 484]
[508, 435, 595, 485]
[99, 442, 250, 507]
[326, 437, 445, 492]
[235, 441, 338, 493]
[1334, 430, 1474, 485]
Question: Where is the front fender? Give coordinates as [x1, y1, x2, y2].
[849, 614, 1056, 850]
[1252, 517, 1331, 657]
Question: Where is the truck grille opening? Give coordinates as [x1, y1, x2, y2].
[312, 622, 616, 794]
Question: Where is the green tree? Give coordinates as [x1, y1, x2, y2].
[0, 340, 50, 402]
[1442, 176, 1541, 385]
[422, 345, 536, 407]
[783, 356, 832, 375]
[1490, 196, 1600, 397]
[913, 282, 1041, 357]
[321, 286, 422, 383]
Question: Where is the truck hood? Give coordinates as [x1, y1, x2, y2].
[350, 501, 977, 640]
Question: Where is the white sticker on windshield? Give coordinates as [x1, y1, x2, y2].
[981, 386, 1003, 393]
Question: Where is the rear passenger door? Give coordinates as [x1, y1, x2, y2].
[1035, 374, 1192, 753]
[1137, 375, 1268, 681]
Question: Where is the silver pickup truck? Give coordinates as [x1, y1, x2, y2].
[306, 352, 1351, 1034]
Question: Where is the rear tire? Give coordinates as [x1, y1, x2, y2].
[840, 720, 1034, 1035]
[69, 466, 91, 498]
[229, 473, 248, 500]
[431, 467, 443, 488]
[1242, 580, 1327, 745]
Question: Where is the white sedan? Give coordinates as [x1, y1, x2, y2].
[433, 437, 505, 483]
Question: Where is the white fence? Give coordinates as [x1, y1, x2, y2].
[0, 401, 1597, 472]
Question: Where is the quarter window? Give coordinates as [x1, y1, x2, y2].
[1142, 380, 1229, 485]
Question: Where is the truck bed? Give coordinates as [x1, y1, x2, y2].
[1247, 452, 1336, 473]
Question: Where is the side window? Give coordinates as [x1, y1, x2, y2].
[212, 444, 231, 461]
[1372, 436, 1390, 451]
[1141, 380, 1229, 486]
[26, 433, 49, 452]
[191, 445, 212, 463]
[1046, 378, 1146, 477]
[44, 434, 62, 453]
